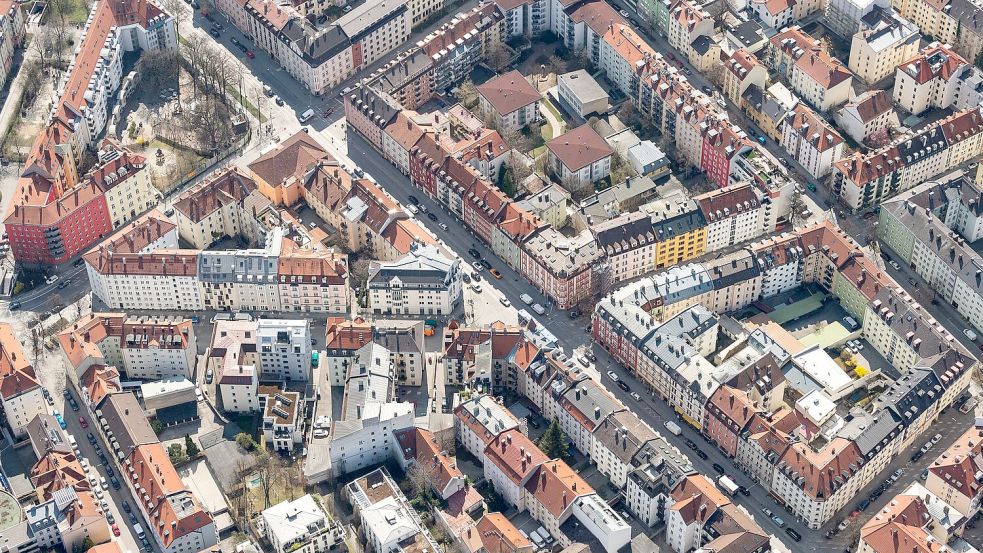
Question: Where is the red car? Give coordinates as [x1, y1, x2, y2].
[79, 416, 88, 428]
[112, 524, 120, 537]
[245, 50, 255, 59]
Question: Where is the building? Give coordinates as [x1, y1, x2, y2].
[25, 488, 111, 553]
[848, 7, 919, 84]
[174, 167, 266, 249]
[768, 26, 854, 111]
[346, 468, 441, 552]
[893, 0, 983, 62]
[664, 475, 769, 553]
[101, 393, 217, 553]
[832, 107, 983, 211]
[367, 244, 462, 316]
[858, 491, 950, 553]
[257, 319, 311, 381]
[547, 125, 614, 194]
[58, 313, 197, 383]
[557, 69, 609, 118]
[922, 426, 982, 518]
[328, 344, 414, 476]
[695, 184, 770, 254]
[248, 131, 331, 207]
[722, 49, 769, 106]
[483, 429, 549, 510]
[459, 512, 534, 553]
[591, 411, 661, 489]
[892, 42, 971, 115]
[454, 394, 522, 457]
[0, 324, 44, 439]
[834, 90, 900, 144]
[826, 0, 889, 38]
[780, 103, 845, 179]
[393, 427, 466, 499]
[258, 495, 344, 553]
[477, 70, 542, 132]
[0, 0, 26, 91]
[4, 0, 175, 266]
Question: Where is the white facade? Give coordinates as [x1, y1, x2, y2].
[367, 245, 462, 316]
[259, 495, 342, 553]
[257, 319, 312, 381]
[2, 386, 45, 439]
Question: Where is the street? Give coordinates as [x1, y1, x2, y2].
[58, 387, 150, 553]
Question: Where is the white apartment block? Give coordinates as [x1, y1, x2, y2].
[695, 184, 769, 254]
[780, 104, 845, 179]
[847, 7, 919, 84]
[834, 90, 899, 144]
[0, 0, 25, 91]
[367, 244, 462, 316]
[259, 495, 344, 553]
[454, 394, 521, 458]
[98, 148, 159, 231]
[328, 344, 414, 477]
[0, 324, 45, 439]
[257, 319, 311, 381]
[769, 26, 854, 111]
[477, 70, 542, 132]
[173, 167, 263, 249]
[893, 42, 970, 115]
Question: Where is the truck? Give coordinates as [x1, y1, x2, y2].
[663, 420, 682, 436]
[718, 475, 739, 496]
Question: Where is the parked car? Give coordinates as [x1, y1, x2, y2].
[785, 528, 802, 542]
[712, 463, 725, 474]
[617, 380, 630, 392]
[79, 416, 88, 428]
[489, 269, 503, 279]
[630, 392, 641, 401]
[407, 195, 419, 204]
[932, 433, 942, 444]
[738, 486, 750, 496]
[695, 450, 708, 460]
[606, 371, 620, 382]
[479, 259, 492, 270]
[208, 27, 220, 38]
[858, 499, 871, 511]
[438, 223, 449, 231]
[9, 301, 20, 310]
[761, 507, 773, 518]
[112, 524, 120, 537]
[499, 297, 511, 307]
[205, 368, 213, 384]
[471, 261, 484, 272]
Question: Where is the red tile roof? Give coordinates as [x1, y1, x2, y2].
[787, 103, 844, 152]
[547, 124, 614, 171]
[525, 460, 593, 518]
[477, 70, 541, 115]
[898, 43, 967, 85]
[927, 427, 983, 502]
[484, 429, 549, 486]
[0, 323, 40, 401]
[771, 27, 853, 89]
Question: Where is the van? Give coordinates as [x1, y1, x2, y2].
[519, 293, 533, 305]
[133, 524, 145, 539]
[263, 84, 273, 97]
[299, 108, 315, 123]
[68, 435, 78, 449]
[532, 303, 546, 315]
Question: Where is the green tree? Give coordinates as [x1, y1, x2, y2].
[536, 417, 570, 460]
[150, 418, 163, 435]
[236, 432, 256, 451]
[73, 537, 94, 553]
[185, 434, 200, 458]
[168, 442, 187, 464]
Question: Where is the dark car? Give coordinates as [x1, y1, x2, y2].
[617, 380, 631, 392]
[685, 440, 698, 450]
[696, 450, 708, 460]
[87, 432, 96, 444]
[785, 528, 802, 542]
[712, 463, 725, 474]
[471, 272, 481, 282]
[427, 212, 438, 222]
[105, 465, 114, 478]
[230, 37, 240, 46]
[911, 450, 923, 462]
[57, 280, 69, 289]
[858, 499, 871, 511]
[738, 486, 750, 496]
[569, 309, 582, 318]
[408, 195, 419, 204]
[480, 259, 492, 270]
[122, 500, 131, 513]
[208, 27, 220, 38]
[468, 248, 481, 259]
[528, 418, 541, 429]
[9, 301, 20, 310]
[585, 352, 597, 363]
[74, 258, 85, 267]
[236, 43, 248, 54]
[274, 96, 285, 106]
[462, 273, 471, 284]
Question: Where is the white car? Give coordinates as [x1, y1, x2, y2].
[94, 488, 104, 500]
[100, 477, 109, 490]
[963, 328, 978, 341]
[407, 204, 419, 214]
[471, 261, 484, 272]
[438, 223, 449, 231]
[932, 433, 942, 444]
[607, 371, 620, 382]
[313, 429, 329, 439]
[631, 392, 642, 401]
[499, 297, 511, 307]
[195, 389, 204, 402]
[619, 9, 629, 17]
[889, 260, 901, 271]
[46, 275, 59, 285]
[471, 283, 482, 293]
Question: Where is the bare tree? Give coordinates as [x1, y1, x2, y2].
[546, 54, 567, 75]
[159, 0, 188, 41]
[485, 42, 511, 71]
[456, 78, 479, 109]
[255, 453, 275, 509]
[406, 462, 438, 500]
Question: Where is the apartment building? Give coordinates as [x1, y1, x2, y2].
[664, 475, 769, 553]
[249, 131, 332, 207]
[4, 1, 175, 266]
[546, 125, 614, 194]
[101, 393, 217, 553]
[259, 385, 303, 452]
[25, 487, 110, 553]
[695, 184, 769, 254]
[667, 1, 714, 68]
[173, 167, 266, 249]
[346, 469, 441, 553]
[781, 103, 845, 179]
[893, 0, 983, 62]
[878, 171, 983, 336]
[520, 227, 601, 309]
[0, 0, 26, 90]
[826, 0, 889, 38]
[483, 429, 550, 510]
[0, 324, 44, 439]
[557, 70, 609, 118]
[591, 411, 661, 489]
[393, 427, 466, 499]
[722, 49, 769, 106]
[848, 6, 919, 84]
[923, 426, 982, 518]
[258, 495, 344, 553]
[328, 343, 414, 477]
[768, 26, 855, 110]
[832, 107, 983, 211]
[834, 90, 900, 144]
[256, 319, 311, 381]
[893, 42, 971, 115]
[367, 244, 461, 316]
[477, 70, 542, 132]
[454, 394, 522, 458]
